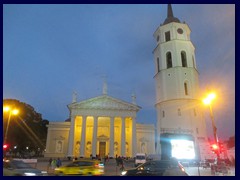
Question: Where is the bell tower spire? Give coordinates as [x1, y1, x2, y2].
[163, 4, 180, 25]
[167, 4, 174, 18]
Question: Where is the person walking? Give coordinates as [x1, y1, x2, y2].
[51, 158, 57, 170]
[56, 158, 62, 168]
[47, 158, 52, 172]
[118, 156, 124, 171]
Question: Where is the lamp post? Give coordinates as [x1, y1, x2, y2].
[203, 93, 220, 158]
[3, 106, 19, 144]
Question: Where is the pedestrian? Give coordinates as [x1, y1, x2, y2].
[118, 156, 124, 171]
[116, 156, 119, 166]
[48, 158, 52, 171]
[56, 158, 62, 168]
[51, 158, 57, 170]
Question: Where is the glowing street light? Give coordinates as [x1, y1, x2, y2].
[203, 92, 220, 158]
[3, 106, 19, 145]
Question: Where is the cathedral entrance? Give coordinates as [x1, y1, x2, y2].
[99, 142, 106, 158]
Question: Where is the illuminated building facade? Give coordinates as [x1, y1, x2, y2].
[153, 5, 213, 160]
[44, 84, 155, 158]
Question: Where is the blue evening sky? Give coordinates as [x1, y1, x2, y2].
[3, 4, 235, 140]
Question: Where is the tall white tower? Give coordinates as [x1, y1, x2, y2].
[153, 5, 210, 160]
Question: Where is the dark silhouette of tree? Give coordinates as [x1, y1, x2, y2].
[3, 99, 49, 155]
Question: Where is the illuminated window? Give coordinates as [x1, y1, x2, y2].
[165, 31, 170, 42]
[184, 82, 188, 95]
[181, 51, 188, 67]
[166, 52, 172, 68]
[178, 109, 181, 116]
[157, 57, 160, 72]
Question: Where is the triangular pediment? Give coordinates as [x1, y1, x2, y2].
[68, 95, 141, 111]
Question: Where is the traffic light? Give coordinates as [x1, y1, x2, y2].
[3, 144, 9, 150]
[211, 143, 219, 154]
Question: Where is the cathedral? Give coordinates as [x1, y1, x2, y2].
[45, 4, 214, 161]
[44, 82, 155, 159]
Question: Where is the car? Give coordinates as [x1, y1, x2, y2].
[3, 159, 47, 176]
[135, 153, 147, 167]
[121, 159, 189, 176]
[54, 159, 104, 176]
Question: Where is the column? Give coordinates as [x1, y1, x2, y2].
[92, 116, 98, 158]
[121, 117, 126, 157]
[132, 117, 137, 157]
[109, 117, 114, 158]
[80, 116, 87, 157]
[67, 115, 76, 157]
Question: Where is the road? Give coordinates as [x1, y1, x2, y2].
[33, 158, 235, 176]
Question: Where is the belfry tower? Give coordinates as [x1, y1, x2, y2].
[153, 4, 211, 160]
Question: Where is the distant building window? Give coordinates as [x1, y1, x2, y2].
[162, 111, 165, 118]
[184, 82, 188, 95]
[181, 51, 188, 67]
[157, 35, 160, 42]
[194, 109, 197, 116]
[157, 57, 160, 72]
[178, 108, 181, 116]
[166, 52, 172, 68]
[165, 31, 170, 42]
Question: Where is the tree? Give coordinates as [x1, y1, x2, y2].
[3, 99, 49, 156]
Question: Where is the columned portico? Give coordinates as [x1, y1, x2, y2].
[67, 95, 141, 158]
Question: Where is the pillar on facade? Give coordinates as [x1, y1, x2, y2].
[67, 115, 76, 157]
[80, 116, 87, 157]
[132, 117, 137, 157]
[109, 117, 114, 158]
[92, 116, 98, 158]
[121, 117, 126, 157]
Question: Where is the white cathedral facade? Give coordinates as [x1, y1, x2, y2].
[44, 84, 155, 159]
[45, 4, 214, 160]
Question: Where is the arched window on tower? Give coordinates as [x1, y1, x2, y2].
[157, 57, 160, 72]
[166, 52, 172, 69]
[184, 82, 188, 95]
[181, 51, 187, 67]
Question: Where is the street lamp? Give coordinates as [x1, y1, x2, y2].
[3, 106, 19, 145]
[203, 92, 220, 158]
